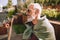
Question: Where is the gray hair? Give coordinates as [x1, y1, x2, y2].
[34, 3, 42, 19]
[28, 3, 34, 8]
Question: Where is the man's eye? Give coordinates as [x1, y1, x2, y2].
[28, 9, 30, 12]
[27, 9, 31, 12]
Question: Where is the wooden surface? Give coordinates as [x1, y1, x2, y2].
[49, 20, 60, 25]
[0, 34, 8, 39]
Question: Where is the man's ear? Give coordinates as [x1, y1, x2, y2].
[35, 9, 39, 14]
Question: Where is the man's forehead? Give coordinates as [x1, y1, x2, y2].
[30, 4, 34, 6]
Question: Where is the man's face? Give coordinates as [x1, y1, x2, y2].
[27, 5, 40, 19]
[27, 4, 34, 16]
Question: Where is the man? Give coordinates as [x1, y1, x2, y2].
[23, 3, 56, 40]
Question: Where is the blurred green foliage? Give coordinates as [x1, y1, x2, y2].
[7, 0, 12, 8]
[34, 0, 60, 6]
[7, 10, 15, 18]
[42, 9, 60, 21]
[13, 24, 26, 34]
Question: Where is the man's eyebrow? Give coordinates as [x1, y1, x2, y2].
[28, 9, 30, 12]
